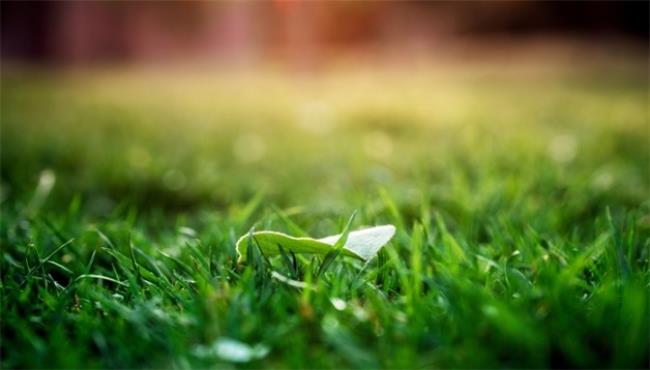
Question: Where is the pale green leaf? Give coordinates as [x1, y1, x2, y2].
[236, 225, 395, 263]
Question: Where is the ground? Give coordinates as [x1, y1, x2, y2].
[1, 60, 648, 368]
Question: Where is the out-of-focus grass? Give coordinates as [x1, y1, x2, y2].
[1, 61, 648, 368]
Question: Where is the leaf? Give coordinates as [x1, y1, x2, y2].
[319, 223, 394, 261]
[316, 212, 357, 278]
[236, 224, 395, 264]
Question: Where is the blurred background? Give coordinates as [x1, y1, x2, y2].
[2, 1, 648, 67]
[1, 1, 648, 219]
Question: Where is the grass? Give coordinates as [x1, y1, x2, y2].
[1, 61, 649, 368]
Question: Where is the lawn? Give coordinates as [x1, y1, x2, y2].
[1, 61, 648, 368]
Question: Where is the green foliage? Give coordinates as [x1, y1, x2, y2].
[1, 65, 648, 368]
